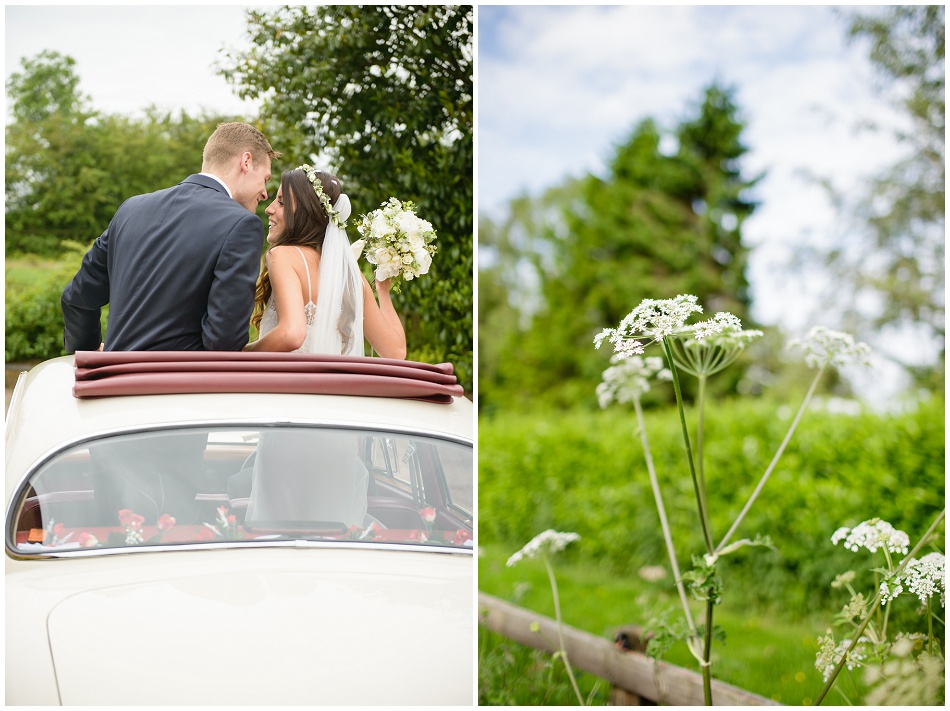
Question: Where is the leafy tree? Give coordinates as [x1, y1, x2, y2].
[220, 5, 473, 390]
[6, 51, 249, 257]
[805, 6, 944, 383]
[480, 83, 761, 409]
[6, 51, 99, 255]
[6, 49, 88, 124]
[477, 208, 544, 412]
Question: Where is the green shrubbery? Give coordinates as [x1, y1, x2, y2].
[5, 248, 93, 362]
[479, 396, 944, 614]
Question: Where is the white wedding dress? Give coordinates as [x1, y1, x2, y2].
[246, 192, 372, 530]
[257, 246, 320, 354]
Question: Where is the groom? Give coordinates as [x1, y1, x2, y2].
[61, 122, 280, 353]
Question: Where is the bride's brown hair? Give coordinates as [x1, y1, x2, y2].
[250, 169, 356, 350]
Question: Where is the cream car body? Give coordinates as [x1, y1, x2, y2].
[6, 355, 473, 705]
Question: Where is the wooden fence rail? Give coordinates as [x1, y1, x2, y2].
[478, 592, 780, 706]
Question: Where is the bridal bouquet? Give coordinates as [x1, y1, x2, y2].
[355, 197, 437, 291]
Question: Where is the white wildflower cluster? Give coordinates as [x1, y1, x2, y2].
[506, 529, 581, 567]
[831, 570, 856, 590]
[831, 518, 910, 556]
[356, 197, 437, 288]
[864, 636, 945, 706]
[638, 565, 668, 583]
[880, 552, 945, 607]
[687, 312, 740, 341]
[596, 354, 671, 408]
[595, 294, 703, 357]
[815, 630, 870, 682]
[683, 312, 763, 348]
[672, 311, 763, 376]
[840, 592, 870, 621]
[787, 326, 872, 369]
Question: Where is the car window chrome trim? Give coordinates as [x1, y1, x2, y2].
[6, 538, 475, 561]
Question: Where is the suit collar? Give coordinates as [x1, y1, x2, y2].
[183, 173, 233, 198]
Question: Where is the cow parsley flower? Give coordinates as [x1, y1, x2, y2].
[881, 552, 946, 607]
[686, 312, 742, 341]
[815, 631, 871, 682]
[841, 592, 871, 622]
[879, 577, 906, 606]
[507, 530, 581, 567]
[831, 518, 909, 556]
[672, 311, 763, 376]
[595, 294, 703, 358]
[787, 326, 872, 369]
[904, 552, 946, 607]
[596, 354, 671, 407]
[831, 570, 856, 589]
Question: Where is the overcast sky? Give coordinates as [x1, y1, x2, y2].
[5, 5, 264, 121]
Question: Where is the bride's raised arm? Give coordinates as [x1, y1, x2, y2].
[362, 276, 407, 360]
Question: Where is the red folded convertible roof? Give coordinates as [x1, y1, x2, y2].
[72, 351, 464, 404]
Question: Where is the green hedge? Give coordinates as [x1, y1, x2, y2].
[5, 248, 93, 362]
[478, 396, 945, 613]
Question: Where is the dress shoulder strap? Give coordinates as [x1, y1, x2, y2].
[292, 246, 314, 303]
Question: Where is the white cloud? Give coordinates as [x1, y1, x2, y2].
[479, 5, 907, 209]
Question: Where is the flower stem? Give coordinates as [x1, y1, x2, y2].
[814, 508, 946, 705]
[880, 599, 892, 641]
[928, 598, 934, 656]
[662, 338, 713, 554]
[716, 364, 826, 553]
[544, 554, 584, 706]
[702, 599, 714, 705]
[633, 397, 698, 636]
[695, 374, 713, 545]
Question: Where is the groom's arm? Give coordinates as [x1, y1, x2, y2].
[202, 213, 264, 351]
[61, 230, 111, 353]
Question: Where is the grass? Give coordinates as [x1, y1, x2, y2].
[479, 628, 611, 705]
[479, 542, 871, 706]
[6, 256, 63, 291]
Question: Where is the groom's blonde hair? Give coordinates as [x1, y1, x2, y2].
[201, 122, 280, 172]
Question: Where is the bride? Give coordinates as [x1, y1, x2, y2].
[240, 166, 405, 528]
[243, 165, 406, 359]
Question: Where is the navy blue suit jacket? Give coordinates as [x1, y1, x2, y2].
[62, 174, 265, 352]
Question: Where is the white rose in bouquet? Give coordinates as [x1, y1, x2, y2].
[370, 212, 395, 239]
[406, 231, 426, 253]
[412, 247, 432, 275]
[371, 246, 403, 282]
[356, 198, 438, 292]
[395, 210, 420, 239]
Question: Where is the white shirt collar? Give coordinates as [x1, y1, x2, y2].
[199, 172, 232, 198]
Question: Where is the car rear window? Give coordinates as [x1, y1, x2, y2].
[9, 426, 472, 555]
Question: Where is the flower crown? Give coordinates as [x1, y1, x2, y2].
[296, 164, 346, 228]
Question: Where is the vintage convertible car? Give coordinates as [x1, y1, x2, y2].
[5, 352, 473, 705]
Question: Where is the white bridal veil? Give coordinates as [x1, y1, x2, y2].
[308, 193, 365, 356]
